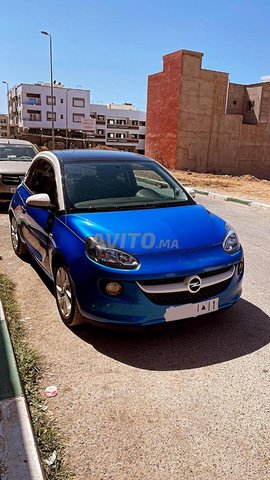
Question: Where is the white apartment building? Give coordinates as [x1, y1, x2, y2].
[0, 114, 8, 137]
[90, 103, 146, 154]
[8, 83, 90, 143]
[7, 83, 146, 152]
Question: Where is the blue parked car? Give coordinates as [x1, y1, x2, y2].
[9, 150, 244, 327]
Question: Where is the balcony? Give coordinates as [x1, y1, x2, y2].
[23, 115, 42, 122]
[23, 98, 41, 106]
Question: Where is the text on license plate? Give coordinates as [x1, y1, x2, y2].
[165, 298, 219, 322]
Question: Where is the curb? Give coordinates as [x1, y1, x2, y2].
[0, 300, 45, 480]
[193, 188, 270, 208]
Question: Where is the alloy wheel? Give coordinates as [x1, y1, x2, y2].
[11, 217, 19, 251]
[55, 267, 73, 319]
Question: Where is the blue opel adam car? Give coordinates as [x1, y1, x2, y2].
[9, 150, 244, 328]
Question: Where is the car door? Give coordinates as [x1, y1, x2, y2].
[20, 158, 59, 272]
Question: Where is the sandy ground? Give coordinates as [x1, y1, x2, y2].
[0, 196, 270, 479]
[171, 170, 270, 203]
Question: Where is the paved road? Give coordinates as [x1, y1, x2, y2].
[0, 196, 270, 480]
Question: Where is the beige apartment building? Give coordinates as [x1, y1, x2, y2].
[146, 49, 270, 179]
[89, 103, 146, 154]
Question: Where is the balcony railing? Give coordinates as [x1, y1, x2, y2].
[23, 115, 42, 122]
[23, 99, 41, 106]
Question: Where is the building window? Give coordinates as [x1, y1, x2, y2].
[116, 119, 126, 125]
[60, 114, 64, 119]
[73, 113, 85, 123]
[131, 134, 138, 139]
[90, 114, 96, 118]
[132, 120, 138, 126]
[116, 133, 126, 139]
[108, 133, 115, 138]
[60, 98, 63, 103]
[247, 100, 255, 110]
[139, 121, 146, 126]
[47, 111, 56, 121]
[98, 115, 105, 120]
[72, 97, 85, 107]
[98, 129, 104, 135]
[233, 100, 237, 105]
[108, 119, 115, 124]
[139, 134, 145, 139]
[46, 95, 56, 105]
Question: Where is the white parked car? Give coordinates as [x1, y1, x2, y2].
[0, 139, 38, 202]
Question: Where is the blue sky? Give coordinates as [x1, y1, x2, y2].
[1, 0, 270, 113]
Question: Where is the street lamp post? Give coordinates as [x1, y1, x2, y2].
[41, 31, 55, 149]
[65, 88, 69, 149]
[2, 81, 10, 137]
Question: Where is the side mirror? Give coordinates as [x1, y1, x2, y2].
[185, 187, 196, 199]
[26, 193, 51, 208]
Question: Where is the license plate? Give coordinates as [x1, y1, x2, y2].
[10, 187, 16, 193]
[165, 298, 219, 322]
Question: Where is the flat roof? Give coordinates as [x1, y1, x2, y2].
[0, 138, 34, 145]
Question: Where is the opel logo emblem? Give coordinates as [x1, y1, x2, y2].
[187, 275, 202, 293]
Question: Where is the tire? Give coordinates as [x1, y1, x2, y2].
[10, 216, 27, 258]
[54, 264, 84, 327]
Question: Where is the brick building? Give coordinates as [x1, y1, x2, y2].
[146, 49, 270, 179]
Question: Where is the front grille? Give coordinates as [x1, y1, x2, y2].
[2, 174, 21, 186]
[139, 265, 232, 287]
[142, 278, 232, 306]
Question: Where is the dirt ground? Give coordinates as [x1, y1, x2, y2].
[171, 170, 270, 203]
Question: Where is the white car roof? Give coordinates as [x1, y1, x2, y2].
[0, 138, 35, 146]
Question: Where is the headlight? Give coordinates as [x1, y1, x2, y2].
[85, 236, 139, 269]
[223, 223, 240, 254]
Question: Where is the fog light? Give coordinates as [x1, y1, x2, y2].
[238, 258, 244, 275]
[105, 282, 123, 296]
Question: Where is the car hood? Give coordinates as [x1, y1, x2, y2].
[65, 204, 226, 254]
[0, 161, 31, 175]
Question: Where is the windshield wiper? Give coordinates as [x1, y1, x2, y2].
[69, 201, 186, 213]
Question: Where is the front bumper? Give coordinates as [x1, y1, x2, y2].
[76, 261, 243, 327]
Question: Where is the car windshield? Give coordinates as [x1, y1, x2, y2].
[0, 145, 36, 162]
[62, 160, 192, 212]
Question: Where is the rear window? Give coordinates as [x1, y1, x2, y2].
[0, 145, 36, 162]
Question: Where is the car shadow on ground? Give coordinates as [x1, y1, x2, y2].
[73, 299, 270, 371]
[0, 203, 9, 214]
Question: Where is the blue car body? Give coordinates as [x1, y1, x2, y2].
[9, 150, 244, 327]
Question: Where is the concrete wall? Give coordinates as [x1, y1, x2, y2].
[227, 83, 245, 116]
[146, 49, 270, 179]
[176, 51, 228, 172]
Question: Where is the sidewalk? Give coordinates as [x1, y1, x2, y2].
[0, 300, 45, 480]
[193, 188, 270, 208]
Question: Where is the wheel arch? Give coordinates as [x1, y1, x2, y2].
[51, 251, 67, 275]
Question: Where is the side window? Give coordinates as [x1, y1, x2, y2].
[25, 159, 58, 207]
